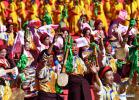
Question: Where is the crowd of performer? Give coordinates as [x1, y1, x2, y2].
[0, 0, 139, 100]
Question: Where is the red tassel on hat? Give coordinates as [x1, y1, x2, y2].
[105, 41, 110, 48]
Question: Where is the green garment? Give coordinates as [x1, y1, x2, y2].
[116, 60, 126, 69]
[129, 18, 136, 27]
[60, 6, 68, 21]
[89, 42, 99, 61]
[43, 12, 52, 25]
[128, 35, 139, 78]
[22, 21, 29, 30]
[55, 84, 63, 94]
[64, 36, 74, 73]
[19, 73, 26, 81]
[16, 54, 28, 70]
[94, 2, 99, 16]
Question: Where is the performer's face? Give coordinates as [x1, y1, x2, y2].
[25, 42, 30, 50]
[98, 22, 103, 30]
[106, 44, 112, 54]
[0, 49, 7, 58]
[57, 54, 64, 62]
[81, 16, 87, 23]
[40, 0, 44, 4]
[104, 70, 114, 85]
[47, 55, 54, 66]
[112, 24, 118, 32]
[85, 30, 91, 38]
[72, 45, 79, 56]
[43, 55, 54, 66]
[62, 31, 68, 38]
[44, 37, 50, 46]
[9, 25, 14, 32]
[7, 19, 13, 24]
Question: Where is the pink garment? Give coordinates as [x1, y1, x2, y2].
[118, 10, 128, 21]
[54, 36, 64, 49]
[118, 24, 137, 36]
[0, 24, 6, 32]
[38, 24, 58, 38]
[11, 30, 24, 59]
[92, 30, 105, 41]
[29, 20, 41, 28]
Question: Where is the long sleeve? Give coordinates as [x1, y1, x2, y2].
[38, 67, 49, 80]
[0, 68, 6, 77]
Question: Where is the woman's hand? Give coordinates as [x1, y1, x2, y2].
[5, 68, 17, 74]
[5, 69, 12, 74]
[90, 62, 102, 88]
[11, 68, 16, 75]
[90, 62, 99, 74]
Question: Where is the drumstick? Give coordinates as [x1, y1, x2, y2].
[94, 35, 105, 68]
[62, 35, 71, 73]
[124, 3, 138, 38]
[94, 45, 99, 68]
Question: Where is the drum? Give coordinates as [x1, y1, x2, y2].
[57, 73, 69, 87]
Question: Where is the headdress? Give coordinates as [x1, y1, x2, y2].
[99, 66, 112, 79]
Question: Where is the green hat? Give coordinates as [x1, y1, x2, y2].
[129, 18, 136, 27]
[22, 21, 29, 30]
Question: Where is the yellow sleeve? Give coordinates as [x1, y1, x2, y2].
[136, 0, 139, 10]
[2, 81, 12, 100]
[0, 2, 5, 10]
[68, 1, 74, 9]
[115, 3, 123, 11]
[20, 2, 25, 9]
[132, 1, 138, 14]
[104, 0, 111, 13]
